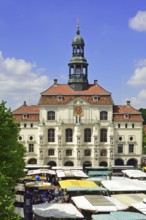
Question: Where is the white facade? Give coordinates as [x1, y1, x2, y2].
[13, 27, 143, 168]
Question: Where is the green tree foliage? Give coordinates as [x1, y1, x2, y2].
[139, 108, 146, 125]
[142, 127, 146, 154]
[0, 101, 26, 220]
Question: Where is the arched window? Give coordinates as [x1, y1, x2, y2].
[100, 128, 107, 142]
[48, 149, 55, 156]
[100, 149, 107, 156]
[84, 128, 91, 142]
[66, 128, 73, 142]
[48, 128, 55, 142]
[100, 111, 108, 120]
[66, 149, 72, 156]
[84, 149, 91, 156]
[47, 111, 55, 120]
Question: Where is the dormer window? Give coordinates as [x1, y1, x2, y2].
[93, 96, 99, 102]
[57, 96, 63, 101]
[23, 114, 28, 119]
[124, 114, 129, 119]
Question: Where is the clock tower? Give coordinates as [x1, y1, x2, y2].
[68, 23, 89, 91]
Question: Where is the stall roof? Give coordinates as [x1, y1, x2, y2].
[85, 177, 104, 182]
[122, 169, 146, 179]
[59, 179, 98, 189]
[112, 193, 146, 207]
[33, 203, 84, 219]
[92, 211, 146, 220]
[132, 201, 146, 215]
[101, 179, 146, 192]
[71, 195, 127, 212]
[66, 186, 106, 192]
[88, 170, 112, 176]
[27, 169, 56, 176]
[56, 169, 88, 178]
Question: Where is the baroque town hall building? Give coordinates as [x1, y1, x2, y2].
[13, 26, 143, 168]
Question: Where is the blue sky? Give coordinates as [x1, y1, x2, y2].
[0, 0, 146, 110]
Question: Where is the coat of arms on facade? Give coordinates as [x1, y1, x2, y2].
[74, 106, 83, 116]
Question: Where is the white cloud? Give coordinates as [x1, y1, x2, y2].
[129, 11, 146, 31]
[129, 89, 146, 109]
[127, 59, 146, 86]
[0, 51, 52, 109]
[126, 59, 146, 109]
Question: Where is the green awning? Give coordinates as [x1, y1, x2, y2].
[88, 170, 112, 176]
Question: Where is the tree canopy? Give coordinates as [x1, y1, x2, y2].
[139, 108, 146, 125]
[0, 101, 26, 220]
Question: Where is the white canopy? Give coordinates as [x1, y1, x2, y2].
[33, 203, 83, 218]
[27, 169, 56, 176]
[71, 195, 127, 212]
[101, 179, 146, 192]
[56, 169, 88, 178]
[122, 170, 146, 179]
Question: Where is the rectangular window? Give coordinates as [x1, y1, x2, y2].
[84, 150, 91, 156]
[66, 150, 72, 156]
[48, 129, 55, 142]
[132, 124, 135, 128]
[118, 124, 120, 128]
[129, 144, 134, 153]
[118, 144, 123, 153]
[28, 144, 34, 152]
[125, 124, 128, 128]
[48, 149, 54, 156]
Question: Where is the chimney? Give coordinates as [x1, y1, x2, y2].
[94, 80, 98, 85]
[24, 101, 27, 106]
[126, 101, 130, 106]
[54, 79, 58, 85]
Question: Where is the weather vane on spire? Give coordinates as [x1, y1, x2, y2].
[76, 18, 80, 35]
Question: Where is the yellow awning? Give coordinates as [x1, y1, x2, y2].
[59, 179, 98, 189]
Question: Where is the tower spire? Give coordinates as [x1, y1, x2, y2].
[68, 23, 89, 91]
[76, 18, 80, 35]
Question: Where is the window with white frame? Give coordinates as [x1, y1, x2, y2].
[66, 149, 72, 156]
[28, 144, 34, 152]
[118, 144, 123, 153]
[48, 149, 55, 156]
[48, 128, 55, 142]
[100, 149, 107, 156]
[129, 144, 134, 153]
[84, 128, 91, 142]
[84, 149, 91, 156]
[47, 111, 55, 120]
[66, 128, 73, 142]
[100, 111, 108, 120]
[100, 128, 107, 142]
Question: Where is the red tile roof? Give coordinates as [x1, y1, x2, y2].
[13, 103, 40, 114]
[113, 105, 143, 122]
[13, 102, 39, 122]
[38, 95, 113, 105]
[41, 83, 111, 95]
